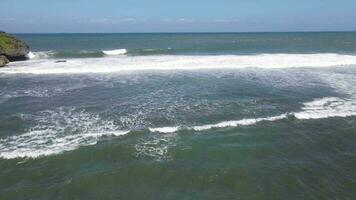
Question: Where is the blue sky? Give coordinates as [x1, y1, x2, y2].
[1, 0, 356, 33]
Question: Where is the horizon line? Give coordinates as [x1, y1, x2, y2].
[9, 30, 356, 34]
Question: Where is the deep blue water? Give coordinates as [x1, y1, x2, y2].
[14, 32, 356, 57]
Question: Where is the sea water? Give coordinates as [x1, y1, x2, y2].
[0, 32, 355, 199]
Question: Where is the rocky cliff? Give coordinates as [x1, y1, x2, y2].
[0, 32, 30, 67]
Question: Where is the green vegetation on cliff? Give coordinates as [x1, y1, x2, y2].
[0, 32, 30, 62]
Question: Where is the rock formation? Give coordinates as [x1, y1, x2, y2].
[0, 55, 9, 67]
[0, 32, 30, 67]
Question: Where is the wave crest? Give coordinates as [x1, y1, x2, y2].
[103, 49, 127, 56]
[149, 97, 356, 133]
[2, 53, 356, 74]
[1, 96, 355, 159]
[26, 49, 127, 60]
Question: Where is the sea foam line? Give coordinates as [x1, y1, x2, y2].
[1, 97, 355, 159]
[2, 53, 356, 74]
[149, 97, 356, 133]
[0, 108, 129, 159]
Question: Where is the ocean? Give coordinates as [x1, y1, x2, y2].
[0, 32, 356, 199]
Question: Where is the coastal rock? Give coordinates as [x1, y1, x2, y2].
[55, 60, 67, 63]
[0, 55, 9, 67]
[0, 32, 30, 61]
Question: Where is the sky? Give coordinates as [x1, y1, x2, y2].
[1, 0, 356, 33]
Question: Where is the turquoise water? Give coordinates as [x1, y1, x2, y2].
[0, 33, 356, 199]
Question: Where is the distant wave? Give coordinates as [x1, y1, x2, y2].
[1, 97, 356, 159]
[26, 48, 175, 59]
[2, 53, 356, 74]
[102, 49, 127, 55]
[130, 48, 173, 55]
[27, 49, 128, 59]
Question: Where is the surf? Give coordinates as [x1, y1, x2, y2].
[1, 96, 356, 159]
[25, 49, 128, 60]
[102, 49, 127, 56]
[150, 97, 356, 133]
[2, 53, 356, 74]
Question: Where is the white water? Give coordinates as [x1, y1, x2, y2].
[1, 53, 356, 74]
[149, 96, 356, 133]
[1, 96, 355, 159]
[1, 54, 356, 159]
[0, 108, 129, 159]
[102, 49, 127, 56]
[26, 52, 36, 59]
[26, 49, 128, 60]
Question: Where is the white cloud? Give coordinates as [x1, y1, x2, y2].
[89, 18, 110, 24]
[161, 18, 241, 24]
[0, 17, 16, 24]
[212, 19, 241, 23]
[89, 18, 147, 24]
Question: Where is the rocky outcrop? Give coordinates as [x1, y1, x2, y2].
[0, 32, 30, 62]
[0, 55, 9, 67]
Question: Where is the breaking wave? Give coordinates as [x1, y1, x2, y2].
[1, 96, 356, 159]
[2, 53, 356, 74]
[102, 49, 127, 56]
[26, 48, 176, 59]
[150, 97, 356, 133]
[0, 108, 129, 159]
[26, 49, 128, 59]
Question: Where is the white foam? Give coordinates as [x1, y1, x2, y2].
[192, 114, 288, 131]
[102, 49, 127, 56]
[149, 126, 179, 133]
[302, 97, 341, 107]
[149, 96, 356, 133]
[294, 97, 356, 119]
[148, 114, 287, 133]
[26, 52, 36, 59]
[1, 53, 356, 74]
[26, 51, 53, 59]
[1, 96, 356, 159]
[134, 133, 177, 160]
[0, 108, 129, 159]
[2, 58, 356, 159]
